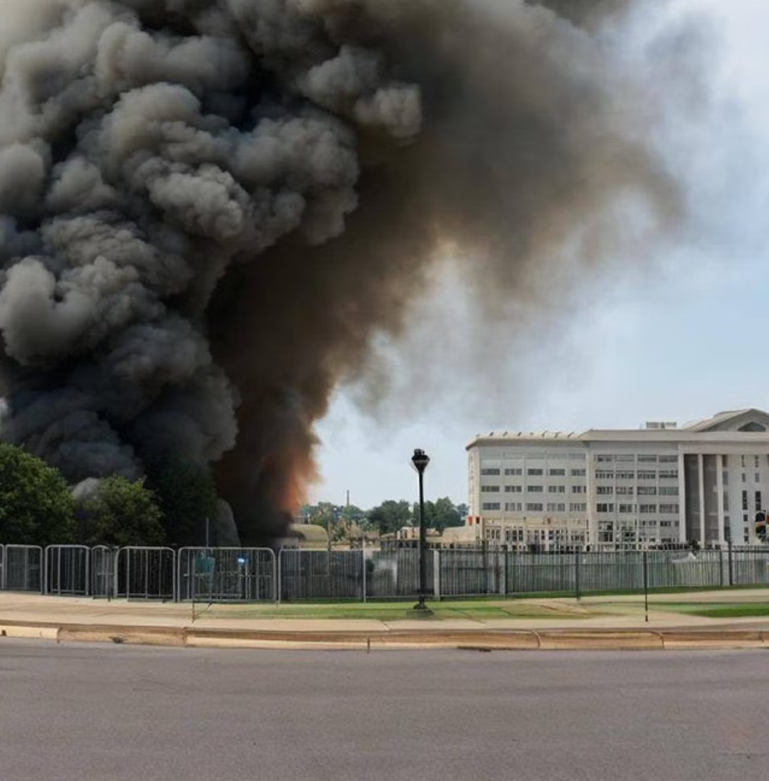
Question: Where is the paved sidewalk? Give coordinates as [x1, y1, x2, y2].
[2, 591, 769, 650]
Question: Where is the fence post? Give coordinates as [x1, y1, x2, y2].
[575, 551, 581, 601]
[432, 549, 441, 601]
[0, 544, 5, 591]
[728, 539, 734, 586]
[719, 546, 724, 588]
[362, 548, 366, 604]
[642, 549, 649, 623]
[504, 545, 510, 596]
[277, 548, 282, 605]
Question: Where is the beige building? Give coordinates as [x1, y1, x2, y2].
[466, 409, 769, 550]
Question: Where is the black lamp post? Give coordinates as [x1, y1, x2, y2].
[411, 448, 430, 612]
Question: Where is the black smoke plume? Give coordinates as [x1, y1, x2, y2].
[0, 0, 697, 543]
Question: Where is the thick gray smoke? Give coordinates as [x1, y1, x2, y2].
[0, 0, 698, 543]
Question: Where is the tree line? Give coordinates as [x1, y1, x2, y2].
[0, 443, 217, 548]
[0, 442, 468, 548]
[300, 497, 468, 539]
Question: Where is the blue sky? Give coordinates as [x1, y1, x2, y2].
[311, 0, 769, 511]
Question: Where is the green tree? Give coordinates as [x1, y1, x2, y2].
[410, 497, 466, 532]
[145, 457, 218, 545]
[0, 443, 76, 545]
[367, 500, 412, 535]
[75, 476, 166, 547]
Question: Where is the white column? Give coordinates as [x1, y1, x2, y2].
[586, 449, 597, 546]
[716, 454, 725, 544]
[698, 453, 706, 545]
[678, 450, 687, 543]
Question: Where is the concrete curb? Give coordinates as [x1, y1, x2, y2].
[2, 620, 769, 651]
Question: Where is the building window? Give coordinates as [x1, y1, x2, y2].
[505, 485, 523, 493]
[527, 468, 543, 476]
[637, 486, 657, 495]
[525, 503, 543, 512]
[618, 503, 634, 514]
[546, 503, 566, 512]
[616, 471, 635, 480]
[481, 503, 501, 511]
[742, 473, 747, 483]
[741, 455, 746, 468]
[596, 503, 614, 513]
[723, 471, 729, 485]
[638, 455, 658, 463]
[659, 470, 678, 479]
[569, 503, 587, 512]
[528, 485, 544, 493]
[595, 470, 613, 480]
[505, 502, 523, 512]
[548, 485, 566, 494]
[549, 468, 566, 476]
[481, 468, 500, 476]
[659, 486, 678, 496]
[659, 455, 677, 463]
[570, 468, 586, 477]
[756, 491, 763, 509]
[637, 471, 656, 480]
[596, 486, 613, 495]
[756, 473, 761, 483]
[571, 485, 586, 494]
[639, 504, 657, 514]
[756, 456, 761, 468]
[742, 490, 748, 511]
[659, 504, 679, 514]
[481, 485, 500, 493]
[505, 468, 523, 476]
[596, 455, 614, 462]
[616, 486, 634, 495]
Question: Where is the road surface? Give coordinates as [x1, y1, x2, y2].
[1, 640, 767, 780]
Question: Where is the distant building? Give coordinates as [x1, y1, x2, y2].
[466, 409, 769, 550]
[282, 523, 329, 550]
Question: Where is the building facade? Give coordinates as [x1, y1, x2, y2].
[466, 409, 769, 550]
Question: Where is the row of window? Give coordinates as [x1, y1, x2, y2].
[481, 467, 587, 477]
[481, 502, 588, 513]
[482, 485, 587, 494]
[596, 503, 679, 514]
[595, 470, 678, 480]
[595, 454, 678, 463]
[596, 486, 679, 496]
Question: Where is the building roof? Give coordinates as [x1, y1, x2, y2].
[467, 408, 769, 449]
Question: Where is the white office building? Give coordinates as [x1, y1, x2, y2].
[466, 409, 769, 550]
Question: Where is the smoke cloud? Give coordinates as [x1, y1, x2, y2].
[0, 0, 701, 543]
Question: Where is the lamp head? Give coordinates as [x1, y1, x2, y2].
[411, 448, 430, 473]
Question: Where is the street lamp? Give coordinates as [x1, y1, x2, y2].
[411, 448, 431, 612]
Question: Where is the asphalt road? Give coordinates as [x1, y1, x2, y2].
[1, 641, 768, 781]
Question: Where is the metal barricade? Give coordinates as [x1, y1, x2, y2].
[279, 549, 364, 601]
[730, 547, 769, 586]
[45, 545, 90, 596]
[4, 545, 43, 592]
[439, 547, 505, 596]
[116, 547, 176, 601]
[177, 548, 276, 602]
[360, 549, 426, 599]
[90, 546, 117, 599]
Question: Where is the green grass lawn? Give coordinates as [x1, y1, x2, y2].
[651, 602, 769, 619]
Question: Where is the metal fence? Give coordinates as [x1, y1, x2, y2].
[178, 548, 276, 602]
[1, 544, 768, 602]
